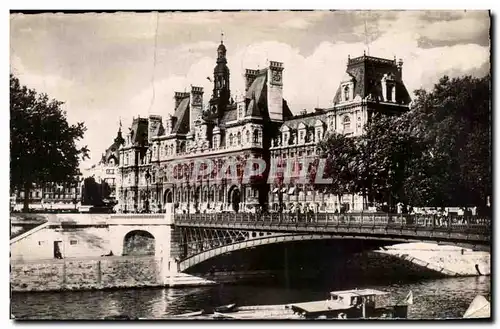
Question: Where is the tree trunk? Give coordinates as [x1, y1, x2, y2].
[23, 182, 31, 213]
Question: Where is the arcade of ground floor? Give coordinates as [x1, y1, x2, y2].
[117, 183, 365, 214]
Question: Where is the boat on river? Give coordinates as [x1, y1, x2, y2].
[172, 289, 413, 320]
[289, 288, 411, 319]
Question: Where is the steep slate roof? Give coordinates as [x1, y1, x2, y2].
[130, 118, 149, 146]
[172, 97, 190, 134]
[282, 111, 328, 130]
[100, 128, 125, 165]
[221, 106, 237, 123]
[333, 55, 411, 105]
[150, 122, 165, 137]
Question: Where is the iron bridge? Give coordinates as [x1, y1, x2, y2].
[173, 212, 491, 271]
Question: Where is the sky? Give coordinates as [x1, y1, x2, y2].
[10, 10, 491, 169]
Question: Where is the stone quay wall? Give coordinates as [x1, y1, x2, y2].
[11, 256, 278, 292]
[11, 256, 165, 292]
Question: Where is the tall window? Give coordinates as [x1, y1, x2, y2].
[246, 130, 250, 143]
[237, 131, 242, 145]
[229, 133, 234, 146]
[253, 129, 259, 143]
[343, 116, 351, 133]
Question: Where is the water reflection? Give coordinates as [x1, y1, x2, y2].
[11, 276, 490, 319]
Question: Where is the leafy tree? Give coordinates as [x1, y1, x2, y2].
[358, 113, 427, 211]
[408, 75, 491, 209]
[10, 74, 89, 211]
[317, 74, 491, 212]
[317, 132, 359, 210]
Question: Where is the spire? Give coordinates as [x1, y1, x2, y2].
[212, 34, 230, 102]
[114, 118, 125, 146]
[217, 33, 227, 64]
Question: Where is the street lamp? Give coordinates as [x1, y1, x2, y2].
[145, 169, 151, 213]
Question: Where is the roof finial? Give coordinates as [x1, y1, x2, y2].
[119, 117, 122, 131]
[221, 31, 224, 44]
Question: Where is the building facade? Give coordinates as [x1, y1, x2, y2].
[117, 42, 411, 214]
[82, 125, 125, 202]
[11, 180, 82, 212]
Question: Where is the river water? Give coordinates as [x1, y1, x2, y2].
[11, 275, 490, 320]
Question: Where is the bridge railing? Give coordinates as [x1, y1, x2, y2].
[174, 212, 491, 234]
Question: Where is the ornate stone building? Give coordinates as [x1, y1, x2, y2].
[117, 41, 411, 214]
[269, 54, 411, 213]
[81, 124, 125, 203]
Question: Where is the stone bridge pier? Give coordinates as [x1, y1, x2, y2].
[109, 208, 180, 285]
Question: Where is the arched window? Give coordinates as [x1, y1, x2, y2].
[344, 85, 350, 101]
[219, 186, 224, 202]
[237, 131, 242, 145]
[246, 130, 250, 143]
[343, 116, 351, 133]
[229, 133, 234, 146]
[253, 129, 259, 143]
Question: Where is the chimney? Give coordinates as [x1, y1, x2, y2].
[300, 109, 307, 115]
[244, 69, 259, 92]
[165, 115, 172, 135]
[190, 86, 204, 131]
[267, 61, 284, 122]
[174, 91, 190, 109]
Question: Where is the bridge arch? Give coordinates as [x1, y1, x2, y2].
[123, 230, 156, 256]
[178, 233, 404, 272]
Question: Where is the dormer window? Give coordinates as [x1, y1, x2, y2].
[298, 123, 307, 144]
[344, 85, 350, 101]
[316, 129, 322, 141]
[382, 73, 396, 103]
[340, 73, 355, 103]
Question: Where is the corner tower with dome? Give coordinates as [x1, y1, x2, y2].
[117, 41, 411, 214]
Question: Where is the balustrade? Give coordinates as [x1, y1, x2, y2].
[174, 212, 491, 236]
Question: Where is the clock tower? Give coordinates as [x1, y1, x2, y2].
[190, 86, 204, 132]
